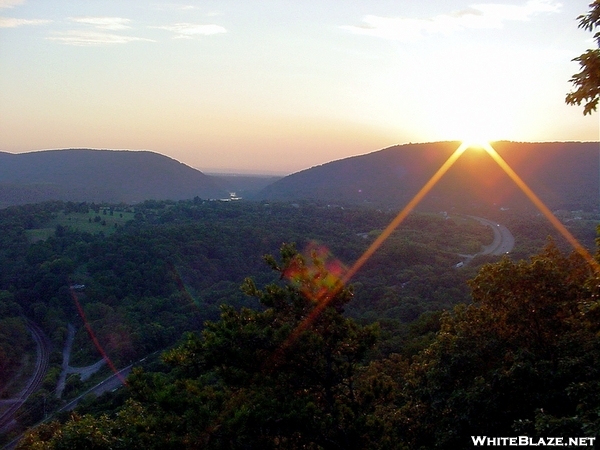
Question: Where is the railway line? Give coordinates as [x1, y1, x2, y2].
[0, 321, 50, 433]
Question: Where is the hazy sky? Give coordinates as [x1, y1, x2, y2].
[1, 0, 598, 174]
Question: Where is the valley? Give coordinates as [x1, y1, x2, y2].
[0, 142, 598, 448]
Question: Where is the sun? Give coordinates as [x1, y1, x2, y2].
[429, 92, 515, 148]
[455, 118, 502, 150]
[461, 137, 491, 150]
[455, 119, 501, 150]
[434, 110, 510, 150]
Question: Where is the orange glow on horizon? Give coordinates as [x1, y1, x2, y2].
[276, 140, 599, 356]
[461, 139, 492, 150]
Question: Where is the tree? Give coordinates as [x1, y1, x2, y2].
[149, 244, 380, 449]
[566, 0, 600, 115]
[18, 244, 382, 450]
[397, 244, 600, 448]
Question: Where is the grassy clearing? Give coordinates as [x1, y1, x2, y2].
[26, 228, 55, 242]
[26, 208, 136, 241]
[56, 209, 135, 234]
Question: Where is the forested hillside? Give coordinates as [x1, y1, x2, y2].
[259, 141, 600, 211]
[0, 150, 227, 206]
[0, 200, 489, 376]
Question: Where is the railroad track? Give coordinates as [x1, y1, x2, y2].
[0, 320, 50, 433]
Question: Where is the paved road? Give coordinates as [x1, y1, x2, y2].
[455, 215, 515, 266]
[468, 216, 515, 256]
[56, 324, 107, 399]
[55, 324, 75, 399]
[58, 364, 132, 413]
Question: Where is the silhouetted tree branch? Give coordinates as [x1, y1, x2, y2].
[566, 0, 600, 115]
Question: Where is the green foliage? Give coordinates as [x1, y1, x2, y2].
[0, 200, 492, 370]
[566, 0, 600, 114]
[396, 244, 600, 448]
[20, 246, 385, 449]
[0, 316, 28, 391]
[6, 199, 600, 448]
[16, 234, 600, 449]
[16, 403, 160, 450]
[0, 293, 29, 394]
[153, 246, 380, 448]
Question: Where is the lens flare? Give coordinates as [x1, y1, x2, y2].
[70, 288, 128, 386]
[275, 143, 472, 351]
[272, 243, 347, 356]
[480, 142, 599, 272]
[278, 140, 599, 352]
[283, 242, 347, 303]
[343, 141, 471, 283]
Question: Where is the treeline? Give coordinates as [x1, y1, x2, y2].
[0, 199, 492, 381]
[17, 243, 600, 449]
[1, 198, 594, 440]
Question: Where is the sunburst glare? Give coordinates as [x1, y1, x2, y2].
[480, 142, 599, 273]
[281, 140, 599, 349]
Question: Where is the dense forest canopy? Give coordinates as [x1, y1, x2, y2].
[13, 241, 600, 449]
[0, 198, 597, 448]
[0, 199, 493, 377]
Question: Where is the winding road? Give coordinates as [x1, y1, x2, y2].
[456, 215, 515, 266]
[468, 216, 515, 256]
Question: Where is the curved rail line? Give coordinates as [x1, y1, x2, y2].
[0, 320, 50, 433]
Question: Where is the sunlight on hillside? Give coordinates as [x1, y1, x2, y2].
[480, 142, 599, 272]
[278, 141, 599, 353]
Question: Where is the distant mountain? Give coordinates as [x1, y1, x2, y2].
[258, 141, 600, 212]
[0, 149, 228, 207]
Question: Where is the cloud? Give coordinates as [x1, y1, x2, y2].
[469, 0, 561, 24]
[0, 0, 24, 8]
[47, 16, 151, 46]
[341, 0, 561, 42]
[152, 3, 198, 11]
[151, 22, 226, 39]
[0, 17, 50, 27]
[69, 16, 132, 30]
[47, 30, 154, 46]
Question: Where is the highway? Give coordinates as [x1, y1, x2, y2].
[455, 215, 515, 266]
[468, 216, 515, 256]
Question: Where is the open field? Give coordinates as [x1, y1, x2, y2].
[26, 209, 136, 241]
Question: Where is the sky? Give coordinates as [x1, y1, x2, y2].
[0, 0, 598, 175]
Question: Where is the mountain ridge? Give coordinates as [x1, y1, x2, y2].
[0, 149, 228, 207]
[3, 142, 599, 211]
[257, 141, 600, 212]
